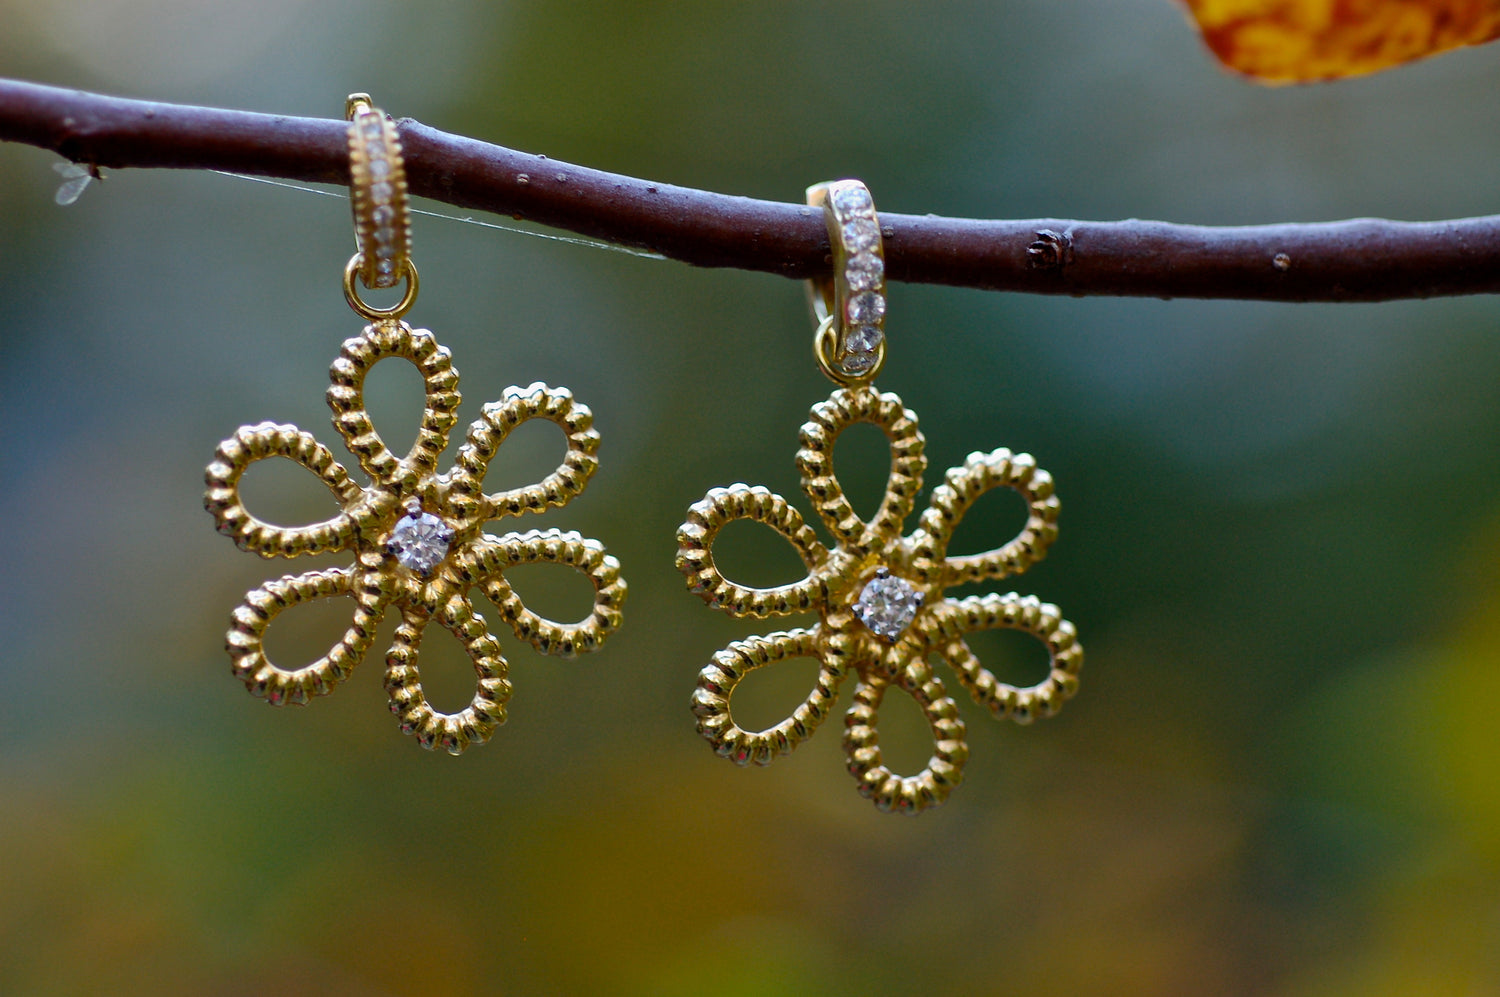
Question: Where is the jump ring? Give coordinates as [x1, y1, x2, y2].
[813, 313, 886, 387]
[343, 254, 420, 320]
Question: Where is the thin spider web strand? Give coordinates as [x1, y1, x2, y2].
[209, 171, 667, 260]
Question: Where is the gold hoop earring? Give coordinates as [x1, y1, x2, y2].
[204, 95, 626, 754]
[676, 180, 1081, 812]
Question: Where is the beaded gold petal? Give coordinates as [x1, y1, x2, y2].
[206, 319, 625, 753]
[843, 656, 969, 814]
[327, 321, 461, 495]
[385, 591, 512, 754]
[446, 382, 600, 524]
[678, 382, 1081, 812]
[467, 529, 626, 658]
[690, 628, 855, 766]
[226, 557, 392, 706]
[796, 386, 926, 555]
[910, 447, 1060, 587]
[205, 422, 362, 557]
[918, 592, 1083, 725]
[677, 484, 829, 618]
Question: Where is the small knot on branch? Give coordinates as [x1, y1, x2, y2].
[1027, 229, 1074, 271]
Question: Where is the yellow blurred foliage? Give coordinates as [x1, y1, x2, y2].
[1181, 0, 1500, 82]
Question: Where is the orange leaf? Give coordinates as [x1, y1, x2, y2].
[1182, 0, 1500, 82]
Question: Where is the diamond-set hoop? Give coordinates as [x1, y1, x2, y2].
[346, 93, 412, 293]
[808, 179, 888, 383]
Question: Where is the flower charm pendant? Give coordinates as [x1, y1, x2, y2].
[206, 319, 626, 754]
[677, 386, 1082, 813]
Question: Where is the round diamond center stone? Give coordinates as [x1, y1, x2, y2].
[853, 570, 922, 641]
[387, 508, 454, 576]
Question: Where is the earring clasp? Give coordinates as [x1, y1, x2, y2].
[806, 179, 887, 385]
[345, 93, 414, 316]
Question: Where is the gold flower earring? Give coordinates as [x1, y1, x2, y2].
[205, 95, 626, 754]
[676, 180, 1082, 813]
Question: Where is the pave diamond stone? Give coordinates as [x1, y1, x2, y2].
[846, 291, 885, 325]
[387, 506, 455, 576]
[832, 184, 873, 215]
[844, 324, 883, 354]
[847, 252, 884, 292]
[839, 350, 878, 375]
[853, 569, 922, 641]
[842, 219, 878, 254]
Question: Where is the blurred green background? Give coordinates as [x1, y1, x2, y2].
[4, 2, 1500, 994]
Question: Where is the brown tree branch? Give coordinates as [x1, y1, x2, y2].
[2, 78, 1498, 302]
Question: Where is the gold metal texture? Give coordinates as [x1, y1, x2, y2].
[206, 320, 626, 753]
[678, 385, 1081, 811]
[346, 95, 412, 291]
